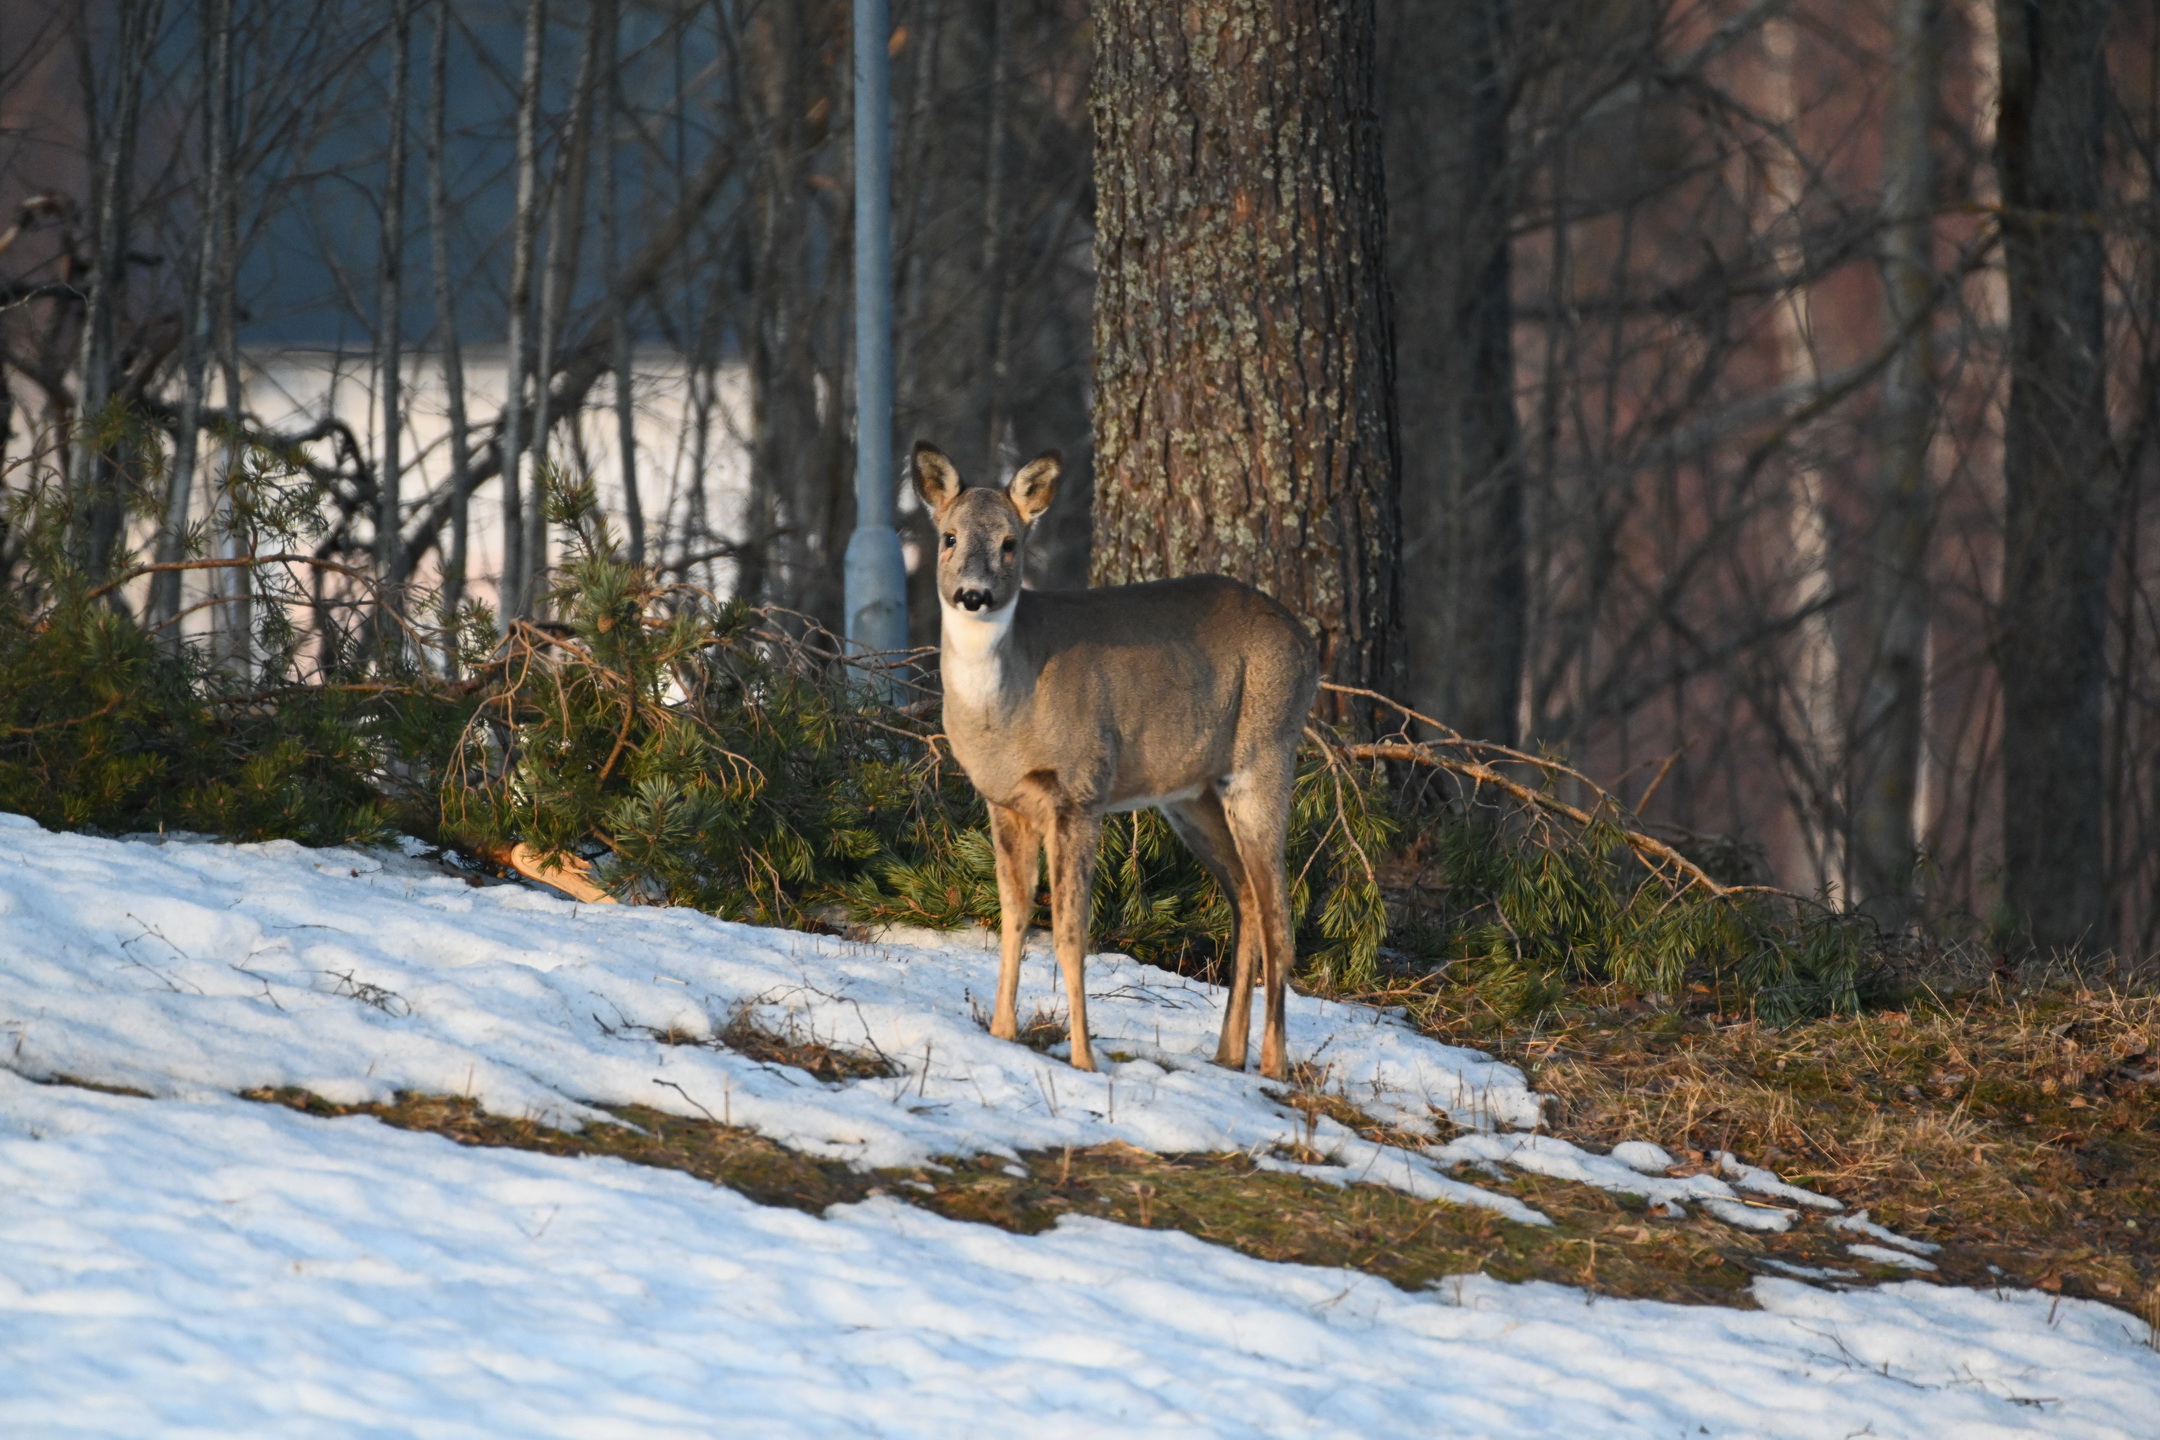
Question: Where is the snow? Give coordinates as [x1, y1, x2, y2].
[1846, 1243, 1940, 1273]
[1610, 1139, 1676, 1173]
[4, 1074, 2155, 1439]
[1721, 1150, 1848, 1212]
[1830, 1208, 1943, 1254]
[0, 815, 1543, 1221]
[2, 815, 2157, 1437]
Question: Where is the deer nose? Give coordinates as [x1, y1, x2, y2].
[954, 588, 994, 612]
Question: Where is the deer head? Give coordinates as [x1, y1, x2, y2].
[912, 442, 1061, 614]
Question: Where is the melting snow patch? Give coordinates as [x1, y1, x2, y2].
[1609, 1139, 1673, 1173]
[1847, 1243, 1941, 1272]
[1830, 1209, 1942, 1253]
[1431, 1131, 1803, 1232]
[1757, 1258, 1862, 1281]
[1720, 1150, 1845, 1211]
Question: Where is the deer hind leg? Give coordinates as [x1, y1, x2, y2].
[1164, 790, 1261, 1070]
[986, 800, 1042, 1042]
[1045, 802, 1102, 1071]
[1221, 763, 1298, 1082]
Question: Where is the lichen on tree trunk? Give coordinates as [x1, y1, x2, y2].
[1088, 0, 1399, 691]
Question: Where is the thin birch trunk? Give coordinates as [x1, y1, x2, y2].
[1849, 0, 1939, 929]
[501, 0, 546, 620]
[430, 0, 476, 642]
[152, 0, 233, 631]
[1760, 14, 1844, 899]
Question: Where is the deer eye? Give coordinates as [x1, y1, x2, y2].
[1000, 537, 1015, 555]
[942, 533, 956, 549]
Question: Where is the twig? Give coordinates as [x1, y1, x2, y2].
[1327, 736, 1731, 897]
[652, 1077, 720, 1124]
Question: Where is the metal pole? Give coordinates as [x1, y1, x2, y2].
[844, 0, 908, 673]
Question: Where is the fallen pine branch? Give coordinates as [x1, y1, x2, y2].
[474, 841, 616, 906]
[1314, 680, 1776, 902]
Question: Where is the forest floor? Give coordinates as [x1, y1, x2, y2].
[1408, 981, 2160, 1321]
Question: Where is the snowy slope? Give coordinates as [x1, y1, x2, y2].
[3, 1071, 2154, 1440]
[0, 814, 1543, 1217]
[1, 815, 2156, 1437]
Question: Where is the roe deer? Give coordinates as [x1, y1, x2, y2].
[913, 442, 1320, 1080]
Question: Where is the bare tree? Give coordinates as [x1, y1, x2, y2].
[13, 0, 2160, 962]
[500, 0, 546, 618]
[68, 0, 156, 582]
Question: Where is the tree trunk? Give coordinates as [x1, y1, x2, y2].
[1383, 0, 1522, 743]
[1089, 0, 1398, 693]
[70, 0, 154, 583]
[1995, 0, 2112, 954]
[977, 0, 1011, 469]
[430, 0, 476, 635]
[740, 2, 847, 627]
[526, 0, 602, 614]
[1849, 0, 1939, 930]
[374, 0, 413, 642]
[598, 0, 642, 568]
[1762, 13, 1844, 897]
[153, 0, 233, 631]
[500, 0, 546, 619]
[210, 17, 247, 682]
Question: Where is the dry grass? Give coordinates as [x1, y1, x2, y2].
[128, 973, 2160, 1322]
[234, 1082, 1965, 1309]
[713, 1008, 899, 1083]
[1395, 979, 2160, 1312]
[591, 1000, 900, 1083]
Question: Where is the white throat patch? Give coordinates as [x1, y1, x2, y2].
[938, 595, 1016, 711]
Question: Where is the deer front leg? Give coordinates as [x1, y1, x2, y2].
[985, 801, 1041, 1042]
[1046, 805, 1101, 1071]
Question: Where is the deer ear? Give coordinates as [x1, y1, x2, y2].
[1007, 450, 1062, 525]
[912, 442, 963, 515]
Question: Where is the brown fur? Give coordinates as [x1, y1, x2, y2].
[913, 442, 1320, 1078]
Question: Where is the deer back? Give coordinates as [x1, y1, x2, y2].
[942, 575, 1318, 813]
